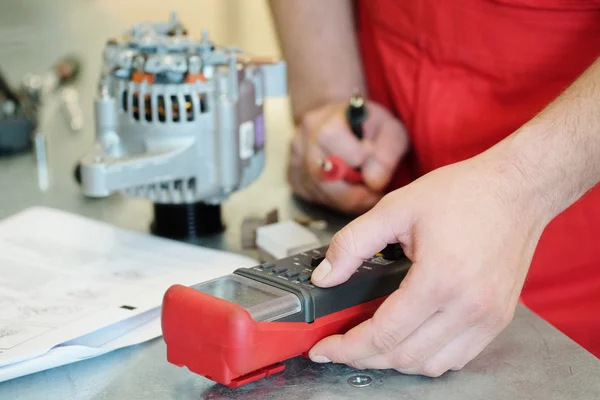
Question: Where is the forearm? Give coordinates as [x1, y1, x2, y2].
[486, 58, 600, 221]
[268, 0, 365, 123]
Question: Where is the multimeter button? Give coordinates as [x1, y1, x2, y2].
[285, 271, 300, 279]
[273, 266, 287, 274]
[310, 256, 325, 267]
[298, 274, 311, 283]
[261, 263, 275, 270]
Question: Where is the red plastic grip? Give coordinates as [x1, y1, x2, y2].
[320, 155, 363, 184]
[161, 284, 386, 387]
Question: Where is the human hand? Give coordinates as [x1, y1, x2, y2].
[288, 100, 409, 214]
[307, 154, 552, 376]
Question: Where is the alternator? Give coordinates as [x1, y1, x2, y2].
[77, 12, 286, 237]
[79, 12, 285, 203]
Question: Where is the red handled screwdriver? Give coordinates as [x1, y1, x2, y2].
[318, 155, 363, 184]
[318, 89, 368, 184]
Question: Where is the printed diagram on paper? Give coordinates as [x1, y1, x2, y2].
[0, 324, 52, 351]
[0, 207, 255, 366]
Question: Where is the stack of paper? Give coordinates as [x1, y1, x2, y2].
[0, 207, 256, 382]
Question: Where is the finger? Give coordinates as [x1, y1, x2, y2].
[287, 164, 314, 202]
[311, 194, 410, 287]
[304, 124, 362, 187]
[397, 292, 516, 377]
[287, 135, 321, 202]
[302, 126, 382, 213]
[310, 269, 439, 363]
[342, 306, 469, 372]
[361, 116, 409, 191]
[418, 325, 497, 377]
[290, 151, 381, 214]
[304, 130, 329, 181]
[315, 116, 367, 168]
[293, 127, 342, 205]
[319, 181, 382, 214]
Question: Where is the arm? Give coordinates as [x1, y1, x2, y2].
[307, 59, 600, 375]
[492, 57, 600, 220]
[268, 0, 366, 123]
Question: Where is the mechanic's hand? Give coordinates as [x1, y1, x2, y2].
[307, 154, 551, 376]
[288, 100, 409, 214]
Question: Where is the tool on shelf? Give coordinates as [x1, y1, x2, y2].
[0, 55, 81, 155]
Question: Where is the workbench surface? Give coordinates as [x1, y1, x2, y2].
[0, 1, 598, 399]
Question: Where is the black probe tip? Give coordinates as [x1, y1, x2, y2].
[346, 89, 368, 139]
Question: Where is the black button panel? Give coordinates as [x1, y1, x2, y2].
[285, 271, 300, 279]
[247, 245, 408, 292]
[245, 246, 409, 290]
[245, 249, 329, 286]
[310, 255, 325, 267]
[234, 244, 411, 323]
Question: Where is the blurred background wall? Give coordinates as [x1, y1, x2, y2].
[0, 0, 280, 80]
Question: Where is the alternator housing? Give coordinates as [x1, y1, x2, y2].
[79, 12, 286, 205]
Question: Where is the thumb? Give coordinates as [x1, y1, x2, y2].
[361, 114, 409, 192]
[311, 196, 410, 287]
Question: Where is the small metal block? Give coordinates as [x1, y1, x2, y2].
[348, 375, 373, 388]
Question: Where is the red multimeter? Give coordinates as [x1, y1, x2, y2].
[161, 243, 410, 388]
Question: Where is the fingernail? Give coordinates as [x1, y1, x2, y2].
[311, 355, 331, 363]
[311, 259, 332, 283]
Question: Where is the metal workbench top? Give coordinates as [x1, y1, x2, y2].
[0, 1, 598, 399]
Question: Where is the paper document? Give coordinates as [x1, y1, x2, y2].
[0, 308, 162, 382]
[0, 207, 256, 381]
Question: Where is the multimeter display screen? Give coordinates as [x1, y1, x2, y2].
[197, 276, 277, 308]
[191, 274, 301, 322]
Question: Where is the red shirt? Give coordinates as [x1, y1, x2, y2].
[357, 0, 600, 357]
